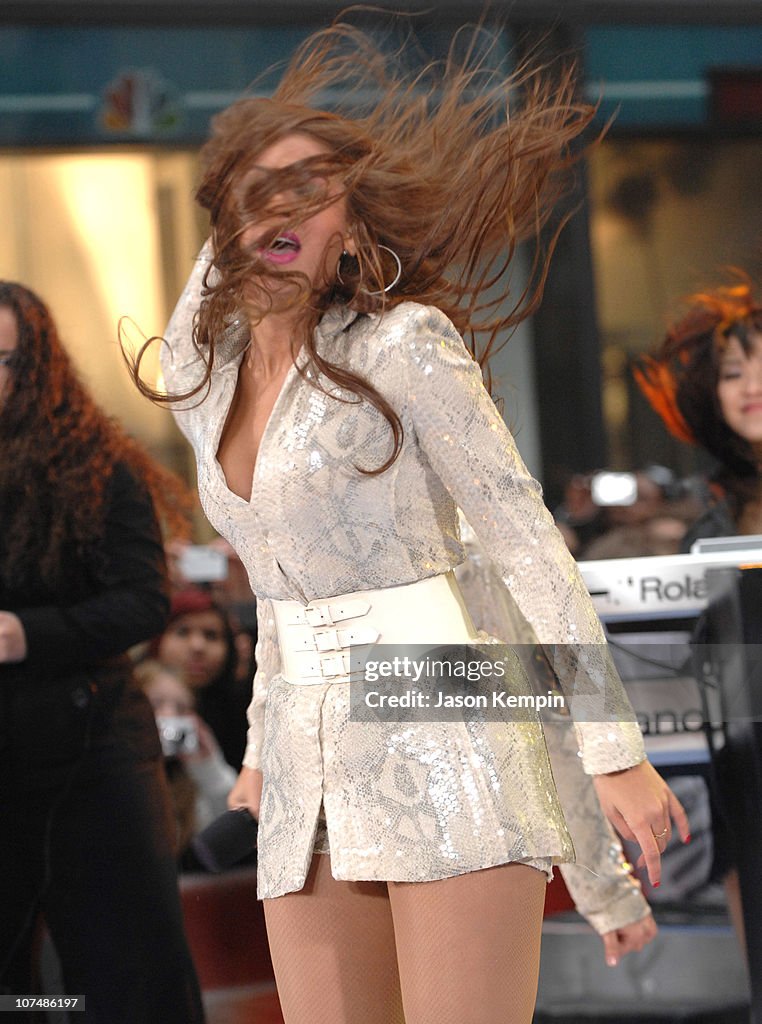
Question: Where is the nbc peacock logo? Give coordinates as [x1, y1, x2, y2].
[99, 69, 181, 137]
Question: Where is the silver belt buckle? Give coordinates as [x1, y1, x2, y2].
[320, 653, 350, 678]
[306, 605, 333, 627]
[314, 628, 340, 652]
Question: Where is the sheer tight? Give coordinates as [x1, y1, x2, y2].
[263, 855, 404, 1024]
[263, 854, 545, 1024]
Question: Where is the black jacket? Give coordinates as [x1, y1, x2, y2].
[680, 495, 736, 553]
[5, 461, 170, 682]
[1, 462, 170, 776]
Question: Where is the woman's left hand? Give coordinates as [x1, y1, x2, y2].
[593, 760, 690, 888]
[0, 611, 27, 663]
[601, 913, 658, 966]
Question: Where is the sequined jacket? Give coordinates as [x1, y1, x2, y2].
[162, 245, 646, 897]
[455, 515, 649, 934]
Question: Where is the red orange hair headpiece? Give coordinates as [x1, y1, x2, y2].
[635, 278, 760, 446]
[633, 357, 696, 445]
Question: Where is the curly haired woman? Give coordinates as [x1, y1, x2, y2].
[0, 282, 204, 1023]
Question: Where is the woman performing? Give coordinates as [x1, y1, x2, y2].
[0, 283, 204, 1022]
[137, 20, 687, 1024]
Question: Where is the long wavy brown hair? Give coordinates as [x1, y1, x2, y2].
[0, 282, 190, 591]
[635, 279, 762, 508]
[132, 17, 597, 471]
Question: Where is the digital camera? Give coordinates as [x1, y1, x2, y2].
[156, 714, 199, 757]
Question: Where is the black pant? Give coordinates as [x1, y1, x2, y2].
[0, 680, 205, 1024]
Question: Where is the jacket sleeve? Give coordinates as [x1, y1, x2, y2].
[160, 241, 215, 447]
[550, 719, 651, 934]
[454, 514, 650, 933]
[242, 598, 281, 772]
[16, 463, 170, 674]
[400, 304, 645, 774]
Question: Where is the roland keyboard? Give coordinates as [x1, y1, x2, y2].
[578, 544, 762, 622]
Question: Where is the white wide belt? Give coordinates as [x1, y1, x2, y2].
[272, 572, 476, 685]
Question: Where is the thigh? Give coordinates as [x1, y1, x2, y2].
[263, 854, 404, 1024]
[388, 863, 546, 1024]
[42, 755, 203, 1024]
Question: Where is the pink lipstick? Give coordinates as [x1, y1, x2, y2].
[260, 231, 301, 265]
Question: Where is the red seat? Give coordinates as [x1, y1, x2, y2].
[180, 868, 274, 991]
[544, 872, 575, 917]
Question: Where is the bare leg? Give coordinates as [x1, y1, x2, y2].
[263, 854, 404, 1024]
[388, 863, 546, 1024]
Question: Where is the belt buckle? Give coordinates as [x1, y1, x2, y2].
[320, 653, 349, 678]
[306, 605, 333, 627]
[314, 628, 341, 652]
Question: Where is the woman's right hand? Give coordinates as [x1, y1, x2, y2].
[228, 766, 263, 819]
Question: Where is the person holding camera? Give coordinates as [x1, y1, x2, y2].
[152, 587, 250, 770]
[0, 283, 204, 1022]
[553, 467, 700, 560]
[136, 659, 239, 866]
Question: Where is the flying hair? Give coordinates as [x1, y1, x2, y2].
[129, 12, 598, 472]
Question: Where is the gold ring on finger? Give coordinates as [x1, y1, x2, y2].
[652, 827, 669, 839]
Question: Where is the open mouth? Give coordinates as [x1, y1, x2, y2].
[260, 231, 302, 265]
